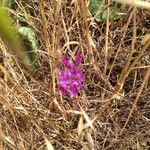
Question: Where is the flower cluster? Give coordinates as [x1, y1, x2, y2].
[59, 52, 85, 97]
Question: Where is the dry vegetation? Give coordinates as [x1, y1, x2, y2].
[0, 0, 150, 149]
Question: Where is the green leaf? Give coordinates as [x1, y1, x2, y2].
[18, 27, 41, 69]
[0, 4, 40, 71]
[88, 0, 122, 22]
[3, 0, 16, 9]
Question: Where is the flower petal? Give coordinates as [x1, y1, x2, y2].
[62, 56, 71, 69]
[69, 84, 78, 97]
[59, 83, 68, 94]
[74, 51, 83, 66]
[59, 71, 71, 80]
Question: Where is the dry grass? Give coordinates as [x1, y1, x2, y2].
[0, 0, 150, 149]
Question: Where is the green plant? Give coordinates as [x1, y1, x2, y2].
[88, 0, 122, 22]
[0, 1, 40, 71]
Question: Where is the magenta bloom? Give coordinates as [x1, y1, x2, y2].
[59, 52, 85, 97]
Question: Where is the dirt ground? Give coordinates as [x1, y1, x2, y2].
[0, 0, 150, 149]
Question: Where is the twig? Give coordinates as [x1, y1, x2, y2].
[120, 66, 150, 135]
[114, 0, 150, 10]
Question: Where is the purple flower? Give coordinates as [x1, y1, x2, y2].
[74, 51, 83, 66]
[59, 52, 84, 97]
[62, 56, 71, 69]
